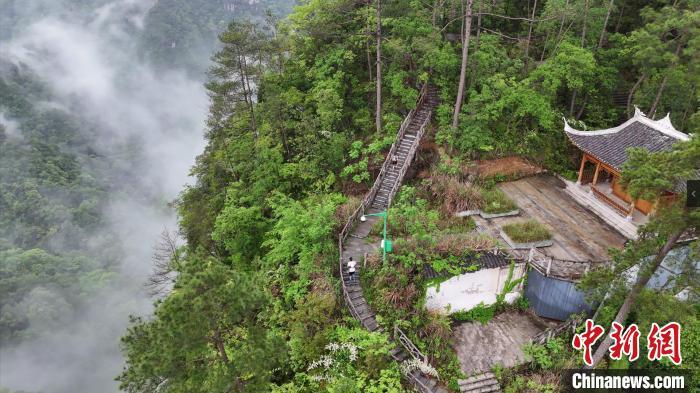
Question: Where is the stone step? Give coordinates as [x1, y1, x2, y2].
[460, 372, 496, 385]
[364, 318, 379, 331]
[389, 347, 409, 361]
[459, 372, 501, 393]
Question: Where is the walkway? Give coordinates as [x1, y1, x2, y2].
[338, 85, 449, 392]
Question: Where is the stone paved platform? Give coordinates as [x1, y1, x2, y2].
[452, 311, 552, 374]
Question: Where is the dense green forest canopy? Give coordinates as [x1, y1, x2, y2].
[118, 0, 699, 392]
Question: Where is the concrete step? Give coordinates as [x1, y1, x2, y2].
[459, 372, 501, 393]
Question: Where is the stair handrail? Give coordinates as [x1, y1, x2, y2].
[407, 373, 433, 393]
[338, 83, 442, 392]
[338, 84, 430, 322]
[394, 325, 428, 364]
[387, 109, 432, 207]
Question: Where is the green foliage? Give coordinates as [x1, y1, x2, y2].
[263, 193, 344, 305]
[502, 220, 552, 243]
[451, 303, 496, 324]
[118, 255, 287, 392]
[495, 261, 526, 308]
[504, 376, 556, 393]
[523, 338, 567, 371]
[514, 295, 530, 311]
[119, 0, 700, 390]
[481, 187, 518, 214]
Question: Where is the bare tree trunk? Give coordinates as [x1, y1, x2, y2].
[649, 76, 668, 119]
[597, 0, 615, 49]
[581, 0, 589, 47]
[556, 0, 569, 45]
[626, 73, 646, 116]
[588, 229, 685, 367]
[469, 0, 483, 90]
[570, 0, 590, 117]
[680, 86, 696, 129]
[540, 28, 551, 61]
[575, 4, 615, 121]
[649, 39, 683, 119]
[241, 56, 257, 134]
[213, 327, 230, 364]
[452, 0, 474, 129]
[367, 0, 373, 82]
[432, 0, 445, 27]
[524, 0, 538, 67]
[375, 0, 382, 133]
[236, 54, 257, 136]
[615, 5, 624, 33]
[576, 94, 588, 119]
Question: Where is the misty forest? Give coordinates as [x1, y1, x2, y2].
[0, 0, 699, 393]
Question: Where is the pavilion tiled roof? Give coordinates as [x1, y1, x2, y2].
[563, 108, 690, 172]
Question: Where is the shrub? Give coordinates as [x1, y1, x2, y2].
[523, 338, 567, 371]
[502, 220, 551, 243]
[450, 303, 496, 324]
[514, 295, 530, 311]
[481, 187, 518, 214]
[434, 233, 499, 256]
[436, 215, 476, 233]
[334, 196, 361, 230]
[427, 174, 484, 214]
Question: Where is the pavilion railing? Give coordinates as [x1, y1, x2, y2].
[591, 185, 632, 217]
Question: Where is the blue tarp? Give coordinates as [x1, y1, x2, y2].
[525, 267, 593, 321]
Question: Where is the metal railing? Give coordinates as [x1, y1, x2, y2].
[394, 326, 435, 393]
[387, 109, 431, 207]
[395, 325, 428, 363]
[524, 247, 609, 281]
[338, 83, 442, 392]
[338, 83, 431, 322]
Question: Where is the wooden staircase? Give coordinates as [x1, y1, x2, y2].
[338, 84, 447, 393]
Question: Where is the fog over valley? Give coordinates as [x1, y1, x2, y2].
[0, 1, 208, 392]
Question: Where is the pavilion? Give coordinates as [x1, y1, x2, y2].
[564, 107, 689, 221]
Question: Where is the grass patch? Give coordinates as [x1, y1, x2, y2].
[502, 220, 551, 243]
[450, 303, 496, 324]
[481, 187, 518, 214]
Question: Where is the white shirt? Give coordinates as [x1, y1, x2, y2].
[348, 260, 357, 273]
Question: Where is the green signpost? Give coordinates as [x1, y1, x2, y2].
[361, 210, 391, 263]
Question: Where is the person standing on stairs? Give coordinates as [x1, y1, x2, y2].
[347, 257, 357, 282]
[391, 153, 398, 169]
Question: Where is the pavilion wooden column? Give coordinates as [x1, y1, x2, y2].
[591, 161, 601, 185]
[577, 154, 588, 184]
[627, 199, 635, 220]
[589, 160, 601, 194]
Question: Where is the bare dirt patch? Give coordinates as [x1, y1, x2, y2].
[464, 156, 544, 179]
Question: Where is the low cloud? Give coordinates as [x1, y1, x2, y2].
[0, 1, 208, 392]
